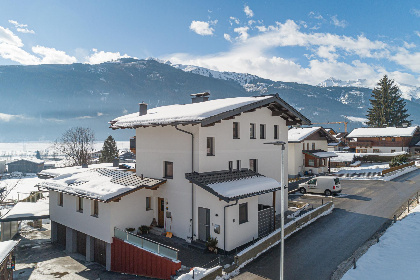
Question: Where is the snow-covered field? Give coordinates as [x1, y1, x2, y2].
[342, 203, 420, 280]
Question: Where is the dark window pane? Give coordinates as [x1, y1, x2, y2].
[239, 203, 248, 224]
[164, 161, 173, 178]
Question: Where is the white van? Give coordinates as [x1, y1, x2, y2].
[298, 176, 342, 196]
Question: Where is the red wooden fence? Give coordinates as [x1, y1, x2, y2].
[111, 237, 181, 279]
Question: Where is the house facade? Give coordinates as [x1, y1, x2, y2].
[111, 93, 310, 252]
[288, 127, 337, 178]
[7, 159, 44, 174]
[347, 127, 420, 153]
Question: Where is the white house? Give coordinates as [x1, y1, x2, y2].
[288, 127, 337, 178]
[347, 127, 420, 153]
[110, 93, 310, 253]
[40, 93, 310, 275]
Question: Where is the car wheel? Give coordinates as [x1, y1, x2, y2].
[324, 189, 332, 196]
[299, 187, 306, 194]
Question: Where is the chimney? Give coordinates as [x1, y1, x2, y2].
[139, 102, 147, 116]
[191, 92, 210, 103]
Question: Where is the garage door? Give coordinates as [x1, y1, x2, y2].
[77, 231, 87, 256]
[94, 238, 107, 266]
[57, 223, 66, 247]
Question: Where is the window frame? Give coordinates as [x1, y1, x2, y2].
[92, 200, 99, 217]
[239, 203, 248, 224]
[77, 196, 83, 213]
[312, 143, 315, 150]
[259, 124, 266, 139]
[236, 160, 241, 171]
[308, 159, 315, 166]
[274, 125, 279, 140]
[146, 197, 152, 211]
[164, 161, 174, 179]
[233, 122, 240, 139]
[250, 123, 256, 139]
[249, 159, 258, 172]
[58, 192, 63, 207]
[207, 137, 215, 156]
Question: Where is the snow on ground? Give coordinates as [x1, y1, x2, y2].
[335, 163, 389, 174]
[0, 175, 45, 202]
[178, 266, 221, 280]
[342, 203, 420, 280]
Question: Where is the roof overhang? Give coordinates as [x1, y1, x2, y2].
[303, 150, 338, 158]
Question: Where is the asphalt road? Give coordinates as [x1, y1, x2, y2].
[242, 168, 420, 280]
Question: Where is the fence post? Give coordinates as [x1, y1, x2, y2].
[353, 258, 356, 269]
[417, 192, 419, 204]
[158, 244, 160, 254]
[394, 215, 397, 223]
[408, 200, 410, 213]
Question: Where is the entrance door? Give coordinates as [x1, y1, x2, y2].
[198, 207, 210, 241]
[158, 197, 165, 228]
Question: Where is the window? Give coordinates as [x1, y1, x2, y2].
[391, 149, 396, 153]
[250, 123, 256, 139]
[164, 161, 173, 179]
[77, 197, 83, 213]
[307, 179, 317, 185]
[302, 143, 305, 150]
[233, 122, 240, 139]
[207, 137, 215, 156]
[58, 193, 63, 207]
[373, 149, 380, 153]
[274, 125, 279, 139]
[146, 197, 152, 211]
[239, 203, 248, 224]
[308, 159, 315, 166]
[249, 159, 258, 172]
[382, 138, 386, 141]
[361, 149, 367, 153]
[391, 138, 395, 142]
[228, 161, 233, 171]
[92, 200, 99, 217]
[312, 143, 315, 150]
[260, 124, 266, 139]
[307, 143, 309, 150]
[236, 160, 241, 171]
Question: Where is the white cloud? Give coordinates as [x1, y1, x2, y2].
[244, 5, 254, 18]
[224, 33, 232, 42]
[189, 20, 215, 36]
[85, 49, 130, 64]
[0, 43, 40, 64]
[415, 31, 420, 38]
[97, 112, 104, 116]
[234, 26, 249, 41]
[0, 26, 23, 46]
[229, 17, 240, 25]
[331, 15, 348, 28]
[309, 11, 324, 20]
[32, 45, 77, 64]
[411, 9, 420, 17]
[390, 49, 420, 72]
[0, 112, 27, 122]
[8, 20, 35, 34]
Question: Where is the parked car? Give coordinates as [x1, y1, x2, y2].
[298, 176, 342, 196]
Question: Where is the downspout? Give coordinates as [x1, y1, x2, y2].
[224, 199, 238, 254]
[175, 125, 194, 240]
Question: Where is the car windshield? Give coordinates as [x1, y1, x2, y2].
[308, 179, 317, 184]
[334, 178, 340, 185]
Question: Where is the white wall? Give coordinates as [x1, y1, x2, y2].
[50, 188, 155, 244]
[0, 161, 5, 173]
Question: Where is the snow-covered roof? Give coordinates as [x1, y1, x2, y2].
[347, 127, 418, 138]
[330, 152, 355, 162]
[39, 168, 166, 202]
[8, 158, 44, 165]
[0, 199, 49, 222]
[110, 95, 310, 129]
[416, 141, 420, 146]
[312, 151, 338, 158]
[0, 240, 19, 264]
[185, 170, 280, 202]
[288, 127, 321, 142]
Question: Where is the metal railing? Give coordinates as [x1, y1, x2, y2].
[114, 227, 179, 260]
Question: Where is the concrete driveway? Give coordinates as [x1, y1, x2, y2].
[242, 169, 420, 280]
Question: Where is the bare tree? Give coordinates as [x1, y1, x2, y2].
[55, 127, 95, 166]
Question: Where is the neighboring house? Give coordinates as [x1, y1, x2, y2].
[0, 240, 19, 280]
[7, 158, 44, 174]
[330, 152, 356, 168]
[328, 140, 348, 152]
[119, 151, 135, 161]
[324, 128, 338, 136]
[90, 150, 102, 159]
[130, 136, 136, 154]
[288, 127, 338, 178]
[347, 127, 420, 153]
[0, 161, 6, 174]
[110, 93, 310, 253]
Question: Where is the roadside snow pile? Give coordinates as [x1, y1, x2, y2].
[342, 203, 420, 280]
[177, 266, 221, 280]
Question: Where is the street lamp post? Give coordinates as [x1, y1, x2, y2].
[264, 141, 286, 280]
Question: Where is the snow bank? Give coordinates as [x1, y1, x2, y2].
[342, 203, 420, 280]
[177, 266, 221, 280]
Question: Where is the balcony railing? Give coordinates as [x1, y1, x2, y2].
[114, 227, 179, 260]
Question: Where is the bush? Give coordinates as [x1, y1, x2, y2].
[206, 237, 218, 253]
[389, 154, 409, 167]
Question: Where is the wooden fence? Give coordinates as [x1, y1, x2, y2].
[382, 161, 415, 175]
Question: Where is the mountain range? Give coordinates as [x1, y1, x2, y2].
[0, 58, 419, 142]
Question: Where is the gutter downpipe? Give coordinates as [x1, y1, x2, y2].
[224, 199, 238, 254]
[175, 125, 194, 241]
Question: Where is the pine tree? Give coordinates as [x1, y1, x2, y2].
[366, 75, 411, 127]
[35, 150, 41, 159]
[100, 135, 119, 163]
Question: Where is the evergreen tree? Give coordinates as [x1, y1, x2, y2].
[100, 135, 119, 163]
[366, 75, 411, 127]
[35, 150, 41, 159]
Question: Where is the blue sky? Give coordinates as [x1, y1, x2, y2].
[1, 0, 420, 87]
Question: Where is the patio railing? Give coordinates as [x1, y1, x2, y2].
[114, 227, 179, 261]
